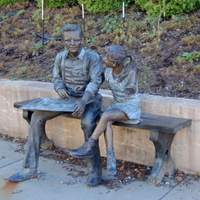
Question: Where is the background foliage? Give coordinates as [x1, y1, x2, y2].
[77, 0, 123, 14]
[135, 0, 200, 17]
[0, 1, 200, 99]
[35, 0, 77, 8]
[1, 0, 200, 16]
[0, 0, 26, 6]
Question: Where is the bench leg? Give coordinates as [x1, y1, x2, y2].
[148, 130, 175, 186]
[23, 110, 33, 124]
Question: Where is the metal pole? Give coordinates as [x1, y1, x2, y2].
[82, 3, 85, 32]
[82, 2, 85, 45]
[122, 2, 125, 24]
[42, 0, 44, 45]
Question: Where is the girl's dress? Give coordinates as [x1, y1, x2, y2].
[105, 68, 141, 124]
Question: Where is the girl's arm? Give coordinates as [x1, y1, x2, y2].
[126, 70, 137, 94]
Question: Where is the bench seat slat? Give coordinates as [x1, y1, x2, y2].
[14, 99, 191, 134]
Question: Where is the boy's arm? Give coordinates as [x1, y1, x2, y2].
[100, 54, 106, 82]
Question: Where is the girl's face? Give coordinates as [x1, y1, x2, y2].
[104, 55, 116, 68]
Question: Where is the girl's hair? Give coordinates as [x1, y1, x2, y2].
[106, 45, 135, 82]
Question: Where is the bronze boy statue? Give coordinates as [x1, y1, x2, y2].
[8, 24, 103, 186]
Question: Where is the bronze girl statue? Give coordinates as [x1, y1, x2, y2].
[69, 45, 141, 176]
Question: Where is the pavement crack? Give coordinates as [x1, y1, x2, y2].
[0, 158, 23, 169]
[158, 182, 181, 200]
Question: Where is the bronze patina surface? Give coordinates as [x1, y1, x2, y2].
[19, 98, 94, 112]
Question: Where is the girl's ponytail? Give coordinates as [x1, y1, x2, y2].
[118, 53, 136, 82]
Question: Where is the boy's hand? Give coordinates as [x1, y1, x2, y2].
[57, 89, 71, 99]
[72, 99, 86, 117]
[75, 85, 86, 92]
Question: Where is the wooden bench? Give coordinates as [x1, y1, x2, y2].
[14, 98, 192, 186]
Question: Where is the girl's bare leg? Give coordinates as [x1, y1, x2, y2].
[104, 121, 114, 147]
[97, 109, 128, 176]
[69, 109, 128, 168]
[92, 108, 128, 140]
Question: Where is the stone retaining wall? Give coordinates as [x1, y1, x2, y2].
[0, 79, 199, 174]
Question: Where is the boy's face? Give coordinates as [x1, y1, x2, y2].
[63, 30, 83, 57]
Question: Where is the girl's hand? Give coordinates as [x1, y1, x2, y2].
[126, 83, 136, 94]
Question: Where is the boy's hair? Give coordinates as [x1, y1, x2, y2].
[61, 24, 83, 38]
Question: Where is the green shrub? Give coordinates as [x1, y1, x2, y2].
[135, 0, 200, 17]
[182, 52, 200, 63]
[0, 0, 26, 6]
[16, 9, 25, 16]
[78, 0, 122, 14]
[36, 0, 77, 8]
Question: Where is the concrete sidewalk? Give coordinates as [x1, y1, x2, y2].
[0, 138, 200, 200]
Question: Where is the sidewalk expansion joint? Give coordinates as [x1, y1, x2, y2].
[0, 159, 23, 170]
[158, 182, 181, 200]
